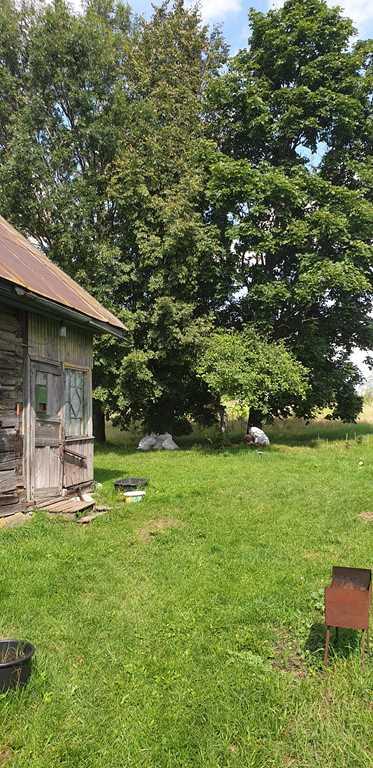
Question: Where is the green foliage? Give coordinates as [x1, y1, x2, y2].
[98, 298, 215, 431]
[0, 0, 228, 433]
[207, 0, 367, 163]
[0, 0, 136, 302]
[206, 0, 373, 421]
[197, 328, 309, 417]
[0, 0, 371, 429]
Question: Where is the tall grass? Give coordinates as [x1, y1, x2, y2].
[106, 400, 373, 450]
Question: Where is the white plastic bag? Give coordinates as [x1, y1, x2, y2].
[137, 432, 179, 451]
[137, 434, 157, 451]
[161, 434, 179, 451]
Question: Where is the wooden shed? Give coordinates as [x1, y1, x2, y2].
[0, 216, 124, 517]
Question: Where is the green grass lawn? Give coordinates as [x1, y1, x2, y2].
[1, 424, 373, 767]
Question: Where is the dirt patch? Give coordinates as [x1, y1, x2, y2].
[359, 511, 373, 522]
[138, 517, 184, 543]
[303, 550, 322, 561]
[271, 628, 308, 679]
[227, 744, 238, 754]
[0, 748, 12, 766]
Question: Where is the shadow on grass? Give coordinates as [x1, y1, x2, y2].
[94, 466, 128, 484]
[305, 622, 362, 665]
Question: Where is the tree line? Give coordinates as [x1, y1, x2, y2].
[0, 0, 372, 437]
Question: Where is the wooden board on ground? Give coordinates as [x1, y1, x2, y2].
[76, 509, 110, 525]
[42, 496, 95, 515]
[0, 512, 31, 529]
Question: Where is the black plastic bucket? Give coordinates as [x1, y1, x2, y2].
[0, 639, 35, 692]
[114, 477, 148, 491]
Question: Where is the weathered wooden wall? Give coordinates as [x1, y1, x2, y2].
[0, 309, 94, 514]
[63, 438, 94, 488]
[0, 308, 25, 516]
[28, 313, 94, 493]
[28, 315, 93, 367]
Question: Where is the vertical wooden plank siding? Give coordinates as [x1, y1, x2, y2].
[28, 313, 94, 495]
[31, 360, 63, 500]
[28, 315, 93, 367]
[1, 309, 95, 513]
[0, 308, 26, 516]
[28, 313, 60, 362]
[63, 439, 94, 487]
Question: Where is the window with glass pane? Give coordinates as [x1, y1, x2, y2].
[36, 372, 48, 414]
[64, 369, 88, 437]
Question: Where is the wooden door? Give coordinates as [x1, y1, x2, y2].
[31, 361, 63, 501]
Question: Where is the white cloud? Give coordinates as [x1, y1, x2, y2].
[340, 0, 373, 27]
[351, 348, 372, 385]
[197, 0, 242, 22]
[268, 0, 373, 33]
[67, 0, 83, 13]
[67, 0, 83, 11]
[65, 0, 242, 23]
[66, 0, 242, 23]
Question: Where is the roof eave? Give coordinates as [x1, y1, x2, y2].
[0, 280, 126, 339]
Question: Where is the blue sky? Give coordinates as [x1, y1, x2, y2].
[113, 1, 373, 53]
[69, 2, 373, 52]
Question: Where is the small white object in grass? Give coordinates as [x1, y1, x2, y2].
[80, 492, 95, 503]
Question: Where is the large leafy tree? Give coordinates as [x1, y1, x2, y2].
[99, 1, 231, 431]
[0, 0, 136, 286]
[206, 0, 373, 421]
[0, 0, 228, 435]
[0, 0, 138, 437]
[197, 328, 309, 422]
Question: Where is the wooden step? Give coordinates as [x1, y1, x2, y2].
[43, 496, 95, 515]
[34, 495, 65, 509]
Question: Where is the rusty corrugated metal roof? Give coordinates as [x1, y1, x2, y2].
[0, 215, 125, 333]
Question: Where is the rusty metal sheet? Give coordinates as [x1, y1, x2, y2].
[0, 216, 124, 333]
[323, 565, 372, 664]
[331, 566, 371, 591]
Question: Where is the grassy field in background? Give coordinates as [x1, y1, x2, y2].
[106, 402, 373, 449]
[1, 420, 373, 767]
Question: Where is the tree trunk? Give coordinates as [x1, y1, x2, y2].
[93, 400, 106, 443]
[247, 408, 263, 431]
[218, 404, 227, 433]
